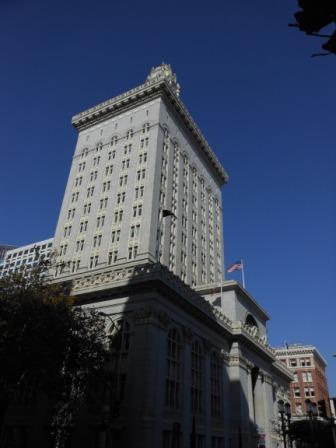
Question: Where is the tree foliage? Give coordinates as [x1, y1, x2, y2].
[291, 0, 336, 56]
[0, 262, 108, 447]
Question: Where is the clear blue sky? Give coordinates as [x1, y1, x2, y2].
[1, 0, 335, 393]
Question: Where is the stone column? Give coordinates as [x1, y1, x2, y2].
[227, 342, 251, 448]
[125, 306, 170, 448]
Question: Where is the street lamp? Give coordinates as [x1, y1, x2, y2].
[284, 403, 293, 448]
[278, 400, 287, 448]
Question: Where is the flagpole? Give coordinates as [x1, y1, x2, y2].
[220, 279, 223, 308]
[241, 258, 246, 289]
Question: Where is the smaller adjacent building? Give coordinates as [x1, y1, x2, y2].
[0, 245, 16, 266]
[0, 238, 54, 278]
[275, 344, 330, 417]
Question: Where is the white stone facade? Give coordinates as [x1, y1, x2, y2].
[69, 263, 292, 448]
[53, 64, 227, 287]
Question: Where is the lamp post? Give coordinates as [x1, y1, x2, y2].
[97, 311, 118, 448]
[278, 400, 287, 448]
[306, 399, 316, 448]
[284, 403, 293, 448]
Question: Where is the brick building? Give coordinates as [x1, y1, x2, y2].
[275, 344, 330, 417]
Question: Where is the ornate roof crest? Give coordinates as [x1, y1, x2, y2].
[146, 63, 180, 97]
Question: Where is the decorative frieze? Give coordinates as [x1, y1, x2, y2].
[134, 306, 171, 329]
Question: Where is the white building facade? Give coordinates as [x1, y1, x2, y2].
[53, 64, 227, 287]
[0, 238, 53, 278]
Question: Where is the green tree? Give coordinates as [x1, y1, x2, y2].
[290, 0, 336, 56]
[0, 261, 108, 448]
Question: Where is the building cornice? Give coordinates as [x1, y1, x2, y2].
[274, 345, 327, 367]
[71, 78, 228, 185]
[53, 262, 280, 362]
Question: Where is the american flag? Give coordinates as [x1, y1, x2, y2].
[226, 260, 243, 273]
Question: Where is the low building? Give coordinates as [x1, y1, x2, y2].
[275, 344, 330, 417]
[0, 245, 16, 266]
[0, 238, 54, 278]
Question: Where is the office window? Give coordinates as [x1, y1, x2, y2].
[130, 224, 140, 239]
[140, 137, 149, 149]
[100, 197, 108, 210]
[108, 150, 116, 160]
[89, 255, 99, 269]
[71, 259, 80, 273]
[93, 234, 102, 248]
[119, 175, 128, 186]
[294, 388, 300, 397]
[135, 186, 144, 199]
[87, 186, 94, 198]
[111, 136, 118, 146]
[128, 245, 138, 260]
[133, 204, 142, 217]
[111, 230, 121, 244]
[142, 122, 150, 134]
[96, 142, 103, 152]
[93, 156, 100, 166]
[105, 165, 113, 176]
[121, 158, 130, 170]
[139, 152, 148, 164]
[83, 203, 91, 215]
[96, 215, 105, 228]
[126, 129, 133, 140]
[114, 210, 123, 223]
[79, 220, 88, 232]
[117, 192, 126, 204]
[90, 170, 98, 182]
[108, 250, 118, 264]
[103, 181, 111, 192]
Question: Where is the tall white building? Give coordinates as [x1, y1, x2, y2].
[53, 64, 227, 287]
[1, 66, 292, 448]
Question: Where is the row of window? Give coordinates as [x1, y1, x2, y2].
[66, 183, 145, 222]
[293, 371, 313, 382]
[289, 357, 312, 367]
[109, 321, 222, 422]
[293, 387, 315, 398]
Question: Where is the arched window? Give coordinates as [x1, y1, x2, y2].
[191, 340, 203, 413]
[210, 351, 221, 417]
[245, 314, 259, 336]
[165, 328, 182, 409]
[109, 319, 131, 403]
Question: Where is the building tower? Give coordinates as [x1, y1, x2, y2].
[53, 64, 228, 287]
[275, 344, 331, 417]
